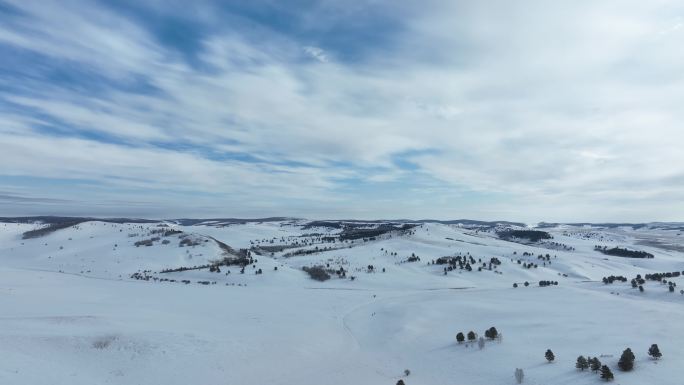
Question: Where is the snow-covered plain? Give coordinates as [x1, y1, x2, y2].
[1, 219, 683, 384]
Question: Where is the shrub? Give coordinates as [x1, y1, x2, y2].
[456, 332, 465, 343]
[545, 349, 555, 362]
[302, 266, 331, 281]
[467, 331, 476, 341]
[484, 326, 498, 340]
[514, 368, 524, 384]
[648, 344, 661, 360]
[134, 238, 155, 247]
[92, 335, 117, 350]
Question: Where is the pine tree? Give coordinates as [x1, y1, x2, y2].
[618, 348, 635, 371]
[590, 357, 602, 372]
[467, 331, 476, 341]
[485, 326, 498, 339]
[545, 349, 555, 362]
[576, 356, 589, 371]
[456, 332, 465, 343]
[396, 380, 405, 385]
[600, 365, 614, 381]
[648, 344, 662, 360]
[623, 347, 635, 361]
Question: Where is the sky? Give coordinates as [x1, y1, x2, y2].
[1, 0, 683, 223]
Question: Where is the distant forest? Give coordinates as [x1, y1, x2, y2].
[498, 230, 553, 243]
[594, 246, 654, 259]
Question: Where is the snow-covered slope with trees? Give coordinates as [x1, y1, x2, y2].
[1, 218, 682, 384]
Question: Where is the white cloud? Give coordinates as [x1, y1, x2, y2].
[303, 46, 329, 62]
[0, 0, 683, 221]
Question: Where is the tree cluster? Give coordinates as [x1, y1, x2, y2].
[594, 246, 654, 259]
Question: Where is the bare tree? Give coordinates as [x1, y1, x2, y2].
[514, 368, 524, 384]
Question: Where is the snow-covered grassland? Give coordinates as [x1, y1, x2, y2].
[1, 219, 682, 385]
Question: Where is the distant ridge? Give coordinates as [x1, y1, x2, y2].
[0, 216, 158, 224]
[537, 222, 684, 230]
[1, 217, 680, 230]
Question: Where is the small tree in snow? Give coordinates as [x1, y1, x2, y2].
[484, 326, 498, 340]
[590, 357, 602, 372]
[467, 331, 476, 341]
[456, 332, 465, 344]
[648, 344, 662, 360]
[514, 368, 524, 384]
[600, 365, 614, 381]
[545, 349, 555, 362]
[618, 348, 635, 371]
[576, 356, 589, 371]
[396, 380, 405, 385]
[478, 336, 485, 350]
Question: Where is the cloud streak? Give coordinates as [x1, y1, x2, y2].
[0, 0, 683, 222]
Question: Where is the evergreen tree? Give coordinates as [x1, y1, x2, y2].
[623, 348, 635, 361]
[485, 326, 498, 339]
[396, 380, 405, 385]
[600, 365, 614, 381]
[618, 348, 635, 371]
[456, 332, 465, 343]
[590, 357, 602, 372]
[467, 331, 476, 341]
[545, 349, 555, 362]
[576, 356, 589, 371]
[648, 344, 662, 360]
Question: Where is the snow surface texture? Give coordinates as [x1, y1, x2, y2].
[1, 220, 682, 384]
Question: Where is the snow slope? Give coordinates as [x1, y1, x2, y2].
[1, 219, 682, 384]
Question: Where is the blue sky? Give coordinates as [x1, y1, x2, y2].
[1, 0, 683, 222]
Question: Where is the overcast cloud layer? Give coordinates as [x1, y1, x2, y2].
[1, 0, 683, 222]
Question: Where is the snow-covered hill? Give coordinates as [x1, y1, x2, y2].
[1, 218, 682, 384]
